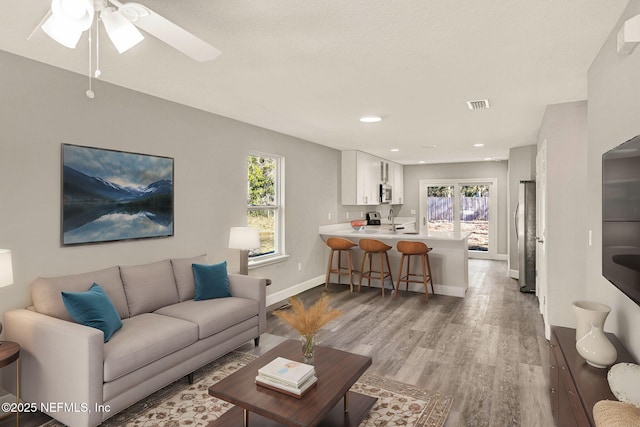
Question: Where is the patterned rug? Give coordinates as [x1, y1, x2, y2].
[43, 351, 452, 427]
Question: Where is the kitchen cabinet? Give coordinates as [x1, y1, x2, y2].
[389, 161, 404, 204]
[341, 150, 381, 205]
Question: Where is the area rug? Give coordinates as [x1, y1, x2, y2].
[42, 351, 452, 427]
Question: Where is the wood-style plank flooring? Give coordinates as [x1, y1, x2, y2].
[3, 259, 554, 427]
[243, 259, 554, 427]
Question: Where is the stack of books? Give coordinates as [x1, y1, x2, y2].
[255, 357, 317, 398]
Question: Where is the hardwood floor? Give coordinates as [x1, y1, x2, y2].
[242, 259, 554, 427]
[2, 259, 553, 427]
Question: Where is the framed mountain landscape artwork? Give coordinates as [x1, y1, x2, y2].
[62, 144, 174, 245]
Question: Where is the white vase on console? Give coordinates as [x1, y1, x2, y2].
[576, 324, 617, 368]
[572, 300, 611, 341]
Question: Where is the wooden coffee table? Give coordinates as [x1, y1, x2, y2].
[208, 339, 376, 427]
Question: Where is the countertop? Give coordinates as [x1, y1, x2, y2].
[319, 223, 471, 241]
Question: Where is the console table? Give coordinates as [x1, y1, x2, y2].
[550, 326, 637, 426]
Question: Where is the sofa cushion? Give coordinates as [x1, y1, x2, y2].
[193, 261, 231, 300]
[103, 313, 198, 382]
[154, 297, 259, 340]
[61, 283, 123, 342]
[31, 266, 130, 321]
[170, 254, 208, 301]
[120, 259, 180, 316]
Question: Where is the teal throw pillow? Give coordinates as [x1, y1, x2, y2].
[61, 283, 123, 342]
[192, 261, 231, 300]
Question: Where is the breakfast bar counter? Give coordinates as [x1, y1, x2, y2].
[319, 224, 470, 297]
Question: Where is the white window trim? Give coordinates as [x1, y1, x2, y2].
[247, 152, 287, 267]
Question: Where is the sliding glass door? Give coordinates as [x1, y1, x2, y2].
[420, 179, 496, 258]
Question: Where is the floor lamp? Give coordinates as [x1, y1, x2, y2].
[0, 249, 14, 340]
[229, 227, 260, 275]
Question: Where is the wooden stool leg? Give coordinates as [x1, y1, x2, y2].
[346, 251, 354, 292]
[405, 255, 411, 292]
[337, 250, 343, 285]
[325, 249, 334, 290]
[367, 253, 373, 288]
[358, 252, 367, 292]
[395, 254, 405, 298]
[421, 253, 429, 302]
[384, 251, 393, 295]
[426, 253, 434, 295]
[379, 252, 385, 297]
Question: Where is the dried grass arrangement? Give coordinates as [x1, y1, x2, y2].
[274, 295, 342, 362]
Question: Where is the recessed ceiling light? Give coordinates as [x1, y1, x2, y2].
[421, 145, 437, 149]
[418, 161, 426, 164]
[473, 143, 484, 147]
[390, 148, 399, 152]
[360, 115, 382, 123]
[484, 157, 493, 161]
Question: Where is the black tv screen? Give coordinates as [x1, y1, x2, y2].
[602, 135, 640, 306]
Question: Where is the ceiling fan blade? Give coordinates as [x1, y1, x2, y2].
[112, 1, 221, 62]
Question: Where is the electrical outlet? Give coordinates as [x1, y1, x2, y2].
[298, 262, 302, 271]
[410, 209, 416, 215]
[588, 230, 592, 246]
[360, 211, 363, 218]
[346, 212, 349, 219]
[328, 212, 331, 220]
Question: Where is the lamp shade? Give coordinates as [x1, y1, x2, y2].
[229, 227, 260, 250]
[101, 7, 144, 53]
[0, 249, 14, 288]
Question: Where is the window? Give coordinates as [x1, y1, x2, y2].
[420, 178, 497, 259]
[247, 153, 286, 265]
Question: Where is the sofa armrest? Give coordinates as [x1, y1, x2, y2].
[228, 274, 267, 335]
[2, 309, 104, 427]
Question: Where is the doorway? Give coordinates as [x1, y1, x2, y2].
[420, 178, 497, 259]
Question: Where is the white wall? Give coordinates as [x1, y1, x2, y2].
[401, 161, 509, 257]
[586, 0, 640, 358]
[0, 51, 342, 330]
[537, 101, 589, 329]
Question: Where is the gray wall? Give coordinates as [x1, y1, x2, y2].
[586, 0, 640, 358]
[507, 145, 537, 274]
[0, 51, 341, 323]
[400, 161, 509, 256]
[537, 101, 588, 328]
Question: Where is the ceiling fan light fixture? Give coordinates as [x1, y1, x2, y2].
[41, 13, 84, 48]
[42, 0, 94, 48]
[101, 7, 144, 53]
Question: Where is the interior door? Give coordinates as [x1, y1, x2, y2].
[536, 140, 549, 339]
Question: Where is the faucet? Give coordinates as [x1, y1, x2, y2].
[388, 207, 396, 233]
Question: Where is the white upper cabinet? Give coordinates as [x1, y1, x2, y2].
[389, 161, 404, 204]
[341, 151, 380, 205]
[341, 151, 403, 205]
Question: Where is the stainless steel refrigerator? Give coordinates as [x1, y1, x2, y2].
[516, 180, 536, 293]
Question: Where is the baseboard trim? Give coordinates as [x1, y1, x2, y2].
[509, 269, 519, 279]
[266, 275, 325, 309]
[495, 253, 508, 261]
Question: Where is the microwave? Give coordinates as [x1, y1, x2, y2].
[380, 183, 392, 204]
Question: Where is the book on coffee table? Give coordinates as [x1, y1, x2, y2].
[255, 374, 318, 398]
[257, 357, 315, 388]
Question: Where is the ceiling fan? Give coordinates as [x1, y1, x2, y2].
[34, 0, 221, 62]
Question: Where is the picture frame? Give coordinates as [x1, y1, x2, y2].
[61, 144, 174, 246]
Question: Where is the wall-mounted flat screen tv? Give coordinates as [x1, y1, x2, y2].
[602, 135, 640, 306]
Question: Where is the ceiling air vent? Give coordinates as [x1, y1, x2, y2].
[466, 99, 491, 110]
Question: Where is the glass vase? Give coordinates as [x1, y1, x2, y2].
[301, 334, 315, 364]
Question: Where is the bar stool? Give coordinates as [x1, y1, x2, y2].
[358, 238, 394, 297]
[325, 237, 357, 292]
[395, 240, 434, 302]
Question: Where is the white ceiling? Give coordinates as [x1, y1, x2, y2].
[0, 1, 629, 164]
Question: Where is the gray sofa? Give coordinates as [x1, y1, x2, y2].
[2, 254, 267, 427]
